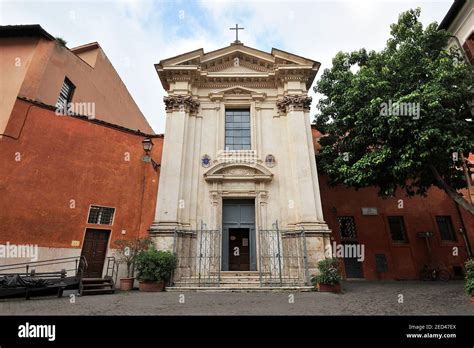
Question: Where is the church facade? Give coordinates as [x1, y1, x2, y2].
[149, 41, 331, 287]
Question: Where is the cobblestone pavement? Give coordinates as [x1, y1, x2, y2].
[0, 281, 472, 315]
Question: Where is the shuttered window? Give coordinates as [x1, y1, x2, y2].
[56, 77, 75, 113]
[463, 32, 474, 65]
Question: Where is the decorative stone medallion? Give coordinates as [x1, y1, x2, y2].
[265, 154, 276, 168]
[201, 154, 211, 168]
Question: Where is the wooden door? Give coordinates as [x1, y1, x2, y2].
[228, 228, 250, 271]
[222, 199, 256, 271]
[80, 229, 110, 278]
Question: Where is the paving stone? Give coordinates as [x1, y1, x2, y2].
[0, 281, 472, 315]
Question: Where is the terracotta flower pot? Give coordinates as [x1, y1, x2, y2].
[139, 280, 165, 292]
[317, 282, 341, 293]
[120, 277, 134, 291]
[469, 297, 474, 304]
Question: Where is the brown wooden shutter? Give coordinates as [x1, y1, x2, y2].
[463, 34, 474, 65]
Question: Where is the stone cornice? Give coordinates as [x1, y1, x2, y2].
[163, 95, 200, 114]
[276, 95, 312, 113]
[155, 43, 320, 91]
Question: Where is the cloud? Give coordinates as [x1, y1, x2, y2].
[1, 0, 452, 132]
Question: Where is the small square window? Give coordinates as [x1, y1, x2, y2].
[87, 205, 115, 225]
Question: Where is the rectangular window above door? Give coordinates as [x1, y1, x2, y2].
[87, 205, 115, 225]
[225, 109, 251, 150]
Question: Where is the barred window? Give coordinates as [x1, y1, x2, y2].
[387, 216, 408, 243]
[436, 216, 457, 242]
[56, 77, 75, 113]
[225, 109, 251, 150]
[337, 216, 357, 240]
[87, 205, 115, 225]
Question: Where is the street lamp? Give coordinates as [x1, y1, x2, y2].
[142, 138, 154, 153]
[141, 138, 160, 171]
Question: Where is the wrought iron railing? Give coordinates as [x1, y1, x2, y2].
[259, 221, 309, 286]
[172, 223, 221, 287]
[170, 221, 309, 288]
[0, 255, 88, 278]
[104, 256, 118, 286]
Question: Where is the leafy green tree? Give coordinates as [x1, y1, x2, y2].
[314, 8, 474, 214]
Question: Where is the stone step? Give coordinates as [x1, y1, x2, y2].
[166, 286, 314, 292]
[174, 281, 307, 288]
[176, 276, 302, 282]
[214, 271, 264, 277]
[80, 288, 115, 295]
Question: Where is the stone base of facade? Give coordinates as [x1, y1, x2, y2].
[149, 222, 332, 278]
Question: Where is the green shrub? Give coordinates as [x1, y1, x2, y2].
[114, 237, 152, 278]
[135, 249, 177, 282]
[311, 258, 341, 286]
[465, 278, 474, 296]
[465, 259, 474, 296]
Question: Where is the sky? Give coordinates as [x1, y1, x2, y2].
[0, 0, 454, 133]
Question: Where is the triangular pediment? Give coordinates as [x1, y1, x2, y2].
[155, 43, 320, 90]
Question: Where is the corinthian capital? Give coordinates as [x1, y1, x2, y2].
[276, 95, 312, 113]
[163, 95, 200, 114]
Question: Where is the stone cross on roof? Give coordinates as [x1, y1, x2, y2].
[229, 24, 244, 43]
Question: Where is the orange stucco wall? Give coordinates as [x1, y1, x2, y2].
[312, 127, 474, 280]
[1, 36, 154, 135]
[0, 98, 161, 249]
[0, 37, 38, 134]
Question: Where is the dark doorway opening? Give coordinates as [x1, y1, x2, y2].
[228, 228, 250, 271]
[342, 242, 364, 279]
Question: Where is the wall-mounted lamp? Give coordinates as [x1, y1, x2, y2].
[142, 138, 154, 153]
[142, 138, 160, 171]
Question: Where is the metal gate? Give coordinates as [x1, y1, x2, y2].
[172, 222, 221, 287]
[259, 221, 309, 286]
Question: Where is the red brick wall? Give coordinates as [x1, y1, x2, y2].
[312, 127, 474, 280]
[0, 98, 161, 249]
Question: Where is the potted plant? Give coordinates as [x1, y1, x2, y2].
[114, 237, 151, 291]
[311, 258, 342, 293]
[464, 259, 474, 303]
[136, 248, 177, 292]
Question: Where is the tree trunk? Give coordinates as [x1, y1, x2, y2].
[429, 165, 474, 215]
